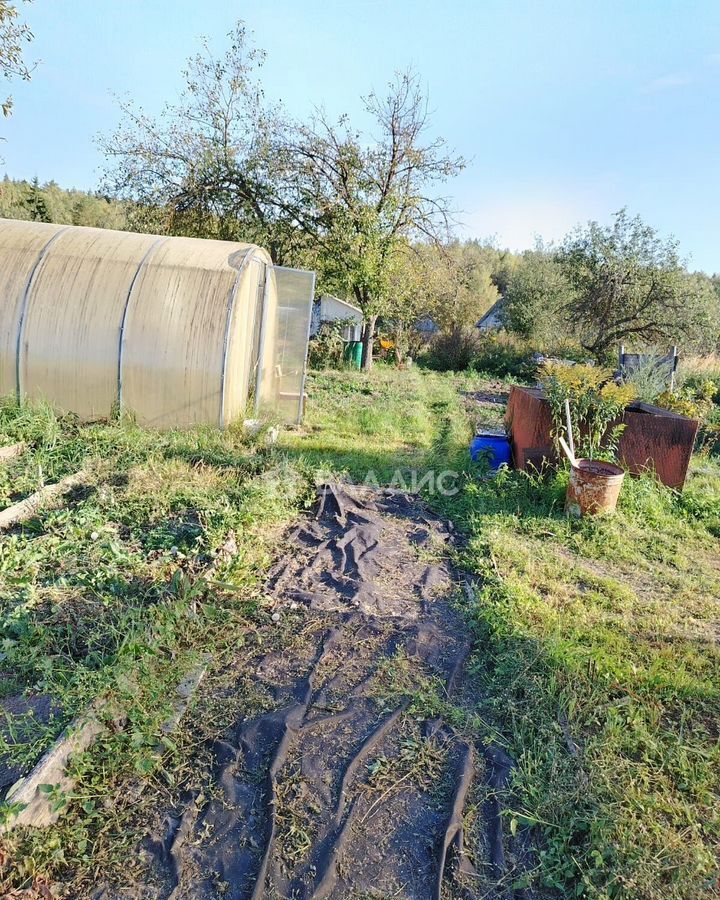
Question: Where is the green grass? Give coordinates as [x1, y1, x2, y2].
[0, 402, 317, 892]
[277, 365, 474, 482]
[289, 368, 720, 898]
[1, 368, 719, 898]
[449, 468, 720, 898]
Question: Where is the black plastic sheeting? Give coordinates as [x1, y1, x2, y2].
[102, 484, 533, 899]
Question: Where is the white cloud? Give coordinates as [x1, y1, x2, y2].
[642, 73, 693, 93]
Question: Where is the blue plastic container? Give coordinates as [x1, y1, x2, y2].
[470, 432, 512, 472]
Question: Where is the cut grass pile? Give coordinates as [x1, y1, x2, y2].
[1, 368, 719, 898]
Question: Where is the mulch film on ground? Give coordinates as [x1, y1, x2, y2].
[103, 484, 531, 900]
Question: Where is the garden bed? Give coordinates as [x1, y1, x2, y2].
[505, 385, 700, 488]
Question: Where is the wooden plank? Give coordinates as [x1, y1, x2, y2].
[0, 704, 108, 832]
[0, 470, 86, 529]
[1, 659, 207, 831]
[160, 657, 209, 735]
[0, 441, 26, 462]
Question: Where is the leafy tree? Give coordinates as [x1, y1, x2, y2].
[102, 24, 464, 368]
[0, 1, 33, 119]
[373, 239, 500, 369]
[557, 209, 704, 359]
[503, 244, 575, 343]
[0, 176, 126, 228]
[489, 248, 520, 297]
[100, 23, 294, 257]
[422, 240, 499, 333]
[272, 71, 464, 367]
[681, 271, 720, 353]
[379, 242, 453, 363]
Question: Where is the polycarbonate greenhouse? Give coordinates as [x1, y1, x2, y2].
[0, 218, 315, 427]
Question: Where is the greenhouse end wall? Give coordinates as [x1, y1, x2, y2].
[256, 266, 317, 425]
[0, 219, 315, 428]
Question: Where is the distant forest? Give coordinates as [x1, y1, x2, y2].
[0, 176, 126, 230]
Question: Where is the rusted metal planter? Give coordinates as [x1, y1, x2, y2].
[565, 459, 625, 517]
[504, 387, 555, 472]
[617, 402, 699, 490]
[505, 386, 699, 490]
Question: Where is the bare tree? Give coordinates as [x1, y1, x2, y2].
[101, 25, 464, 367]
[275, 72, 464, 366]
[0, 1, 34, 119]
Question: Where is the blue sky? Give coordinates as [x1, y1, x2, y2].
[3, 0, 720, 272]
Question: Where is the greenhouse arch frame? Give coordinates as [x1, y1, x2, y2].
[0, 219, 316, 428]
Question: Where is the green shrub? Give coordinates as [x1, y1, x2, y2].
[655, 378, 719, 454]
[421, 326, 480, 372]
[470, 333, 536, 379]
[625, 356, 677, 402]
[540, 363, 636, 461]
[307, 321, 348, 369]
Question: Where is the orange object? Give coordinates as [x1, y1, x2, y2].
[565, 459, 625, 517]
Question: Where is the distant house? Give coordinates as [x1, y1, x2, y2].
[476, 298, 506, 332]
[310, 294, 364, 339]
[414, 314, 440, 337]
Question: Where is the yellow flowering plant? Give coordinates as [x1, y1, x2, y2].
[656, 379, 717, 423]
[656, 378, 719, 455]
[540, 363, 636, 461]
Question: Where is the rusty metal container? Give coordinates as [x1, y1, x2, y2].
[504, 386, 557, 471]
[618, 402, 699, 490]
[565, 460, 625, 517]
[505, 387, 699, 489]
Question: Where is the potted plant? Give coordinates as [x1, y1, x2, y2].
[540, 364, 636, 515]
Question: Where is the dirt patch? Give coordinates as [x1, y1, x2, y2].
[97, 484, 531, 900]
[461, 387, 510, 408]
[0, 695, 60, 791]
[460, 386, 509, 436]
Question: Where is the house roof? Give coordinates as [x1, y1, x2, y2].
[318, 294, 363, 321]
[476, 297, 505, 329]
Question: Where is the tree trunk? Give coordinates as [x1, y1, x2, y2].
[394, 321, 405, 365]
[361, 315, 378, 370]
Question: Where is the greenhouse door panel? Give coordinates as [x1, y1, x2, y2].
[256, 265, 316, 424]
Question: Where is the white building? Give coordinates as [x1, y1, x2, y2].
[310, 294, 364, 339]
